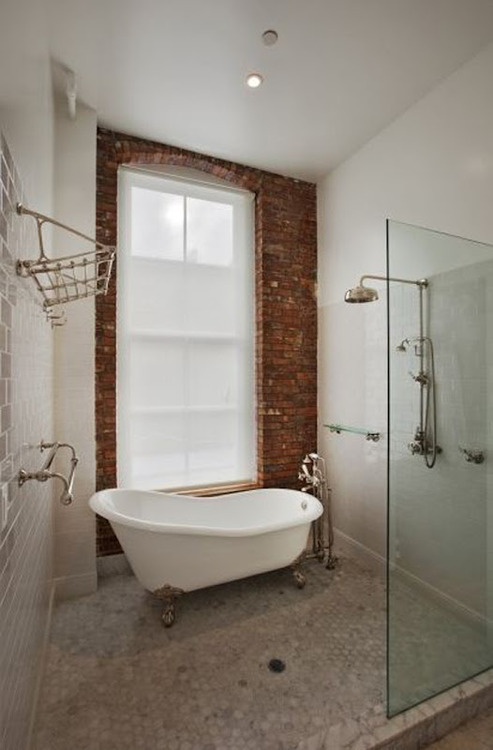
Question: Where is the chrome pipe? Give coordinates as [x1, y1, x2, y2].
[359, 274, 428, 289]
[18, 441, 79, 504]
[39, 442, 59, 472]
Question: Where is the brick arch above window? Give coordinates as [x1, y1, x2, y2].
[95, 127, 317, 556]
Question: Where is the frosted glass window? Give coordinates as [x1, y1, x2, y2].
[131, 188, 184, 261]
[118, 168, 256, 490]
[187, 198, 233, 265]
[129, 340, 186, 409]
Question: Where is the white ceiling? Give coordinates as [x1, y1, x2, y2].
[48, 0, 493, 181]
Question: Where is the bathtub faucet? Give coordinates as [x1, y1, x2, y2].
[298, 453, 323, 489]
[299, 462, 317, 487]
[298, 452, 337, 570]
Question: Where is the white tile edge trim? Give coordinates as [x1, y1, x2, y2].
[96, 552, 132, 579]
[54, 572, 97, 601]
[26, 581, 55, 750]
[334, 528, 489, 627]
[392, 564, 489, 629]
[334, 527, 386, 578]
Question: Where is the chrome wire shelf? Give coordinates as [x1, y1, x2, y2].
[16, 203, 115, 310]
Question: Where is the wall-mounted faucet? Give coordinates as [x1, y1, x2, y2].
[18, 441, 79, 505]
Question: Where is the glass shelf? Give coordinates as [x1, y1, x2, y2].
[324, 424, 382, 442]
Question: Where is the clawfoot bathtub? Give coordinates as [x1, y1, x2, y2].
[89, 487, 323, 626]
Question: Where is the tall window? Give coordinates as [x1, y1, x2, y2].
[117, 167, 256, 490]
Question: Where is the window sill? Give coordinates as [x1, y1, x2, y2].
[159, 481, 260, 497]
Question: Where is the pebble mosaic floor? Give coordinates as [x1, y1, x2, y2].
[34, 555, 386, 750]
[33, 553, 493, 750]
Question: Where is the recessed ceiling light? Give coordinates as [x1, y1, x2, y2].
[246, 73, 264, 88]
[262, 29, 278, 46]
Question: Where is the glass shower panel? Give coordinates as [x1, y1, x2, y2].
[387, 220, 493, 716]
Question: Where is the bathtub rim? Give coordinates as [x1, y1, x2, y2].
[89, 487, 323, 538]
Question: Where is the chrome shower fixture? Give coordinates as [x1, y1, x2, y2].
[345, 272, 439, 469]
[396, 338, 409, 352]
[344, 284, 379, 303]
[344, 274, 428, 304]
[396, 337, 425, 357]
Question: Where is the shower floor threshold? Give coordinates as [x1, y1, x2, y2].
[298, 669, 493, 749]
[33, 552, 493, 750]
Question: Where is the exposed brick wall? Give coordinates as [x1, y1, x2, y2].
[96, 127, 317, 556]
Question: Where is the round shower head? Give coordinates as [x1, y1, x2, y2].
[344, 285, 379, 303]
[396, 338, 410, 352]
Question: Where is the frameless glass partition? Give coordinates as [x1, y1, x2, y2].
[387, 220, 493, 716]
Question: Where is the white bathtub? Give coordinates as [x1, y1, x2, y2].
[90, 488, 322, 615]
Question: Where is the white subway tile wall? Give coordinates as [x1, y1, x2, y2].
[0, 133, 54, 750]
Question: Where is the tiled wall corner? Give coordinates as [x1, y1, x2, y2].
[0, 133, 54, 750]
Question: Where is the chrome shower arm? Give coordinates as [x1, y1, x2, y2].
[359, 274, 428, 289]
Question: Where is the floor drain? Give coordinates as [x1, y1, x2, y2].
[268, 659, 286, 673]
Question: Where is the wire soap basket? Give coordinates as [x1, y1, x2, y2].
[16, 203, 116, 310]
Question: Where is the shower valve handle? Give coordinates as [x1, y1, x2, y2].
[409, 371, 429, 385]
[408, 441, 423, 455]
[459, 447, 485, 464]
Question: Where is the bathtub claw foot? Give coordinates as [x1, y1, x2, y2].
[293, 569, 306, 589]
[153, 584, 184, 628]
[162, 603, 176, 628]
[325, 553, 338, 570]
[290, 552, 307, 589]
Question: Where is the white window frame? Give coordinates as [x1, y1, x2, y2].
[117, 166, 257, 490]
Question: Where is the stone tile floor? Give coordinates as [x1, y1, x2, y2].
[33, 553, 493, 750]
[34, 555, 386, 750]
[427, 705, 493, 749]
[388, 571, 491, 715]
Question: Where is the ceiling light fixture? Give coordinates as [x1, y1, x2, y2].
[262, 29, 278, 46]
[246, 73, 264, 88]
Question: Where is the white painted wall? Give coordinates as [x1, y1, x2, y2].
[52, 98, 97, 598]
[0, 0, 54, 213]
[318, 41, 493, 611]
